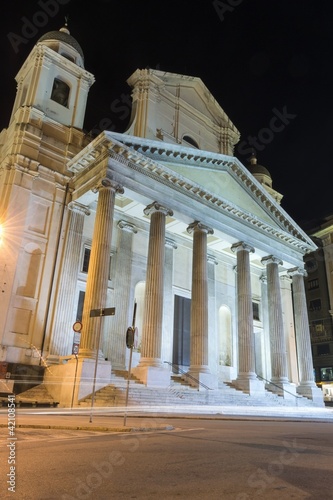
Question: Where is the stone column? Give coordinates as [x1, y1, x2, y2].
[132, 202, 173, 387]
[280, 274, 299, 384]
[186, 222, 217, 389]
[288, 267, 324, 405]
[48, 202, 90, 361]
[261, 255, 296, 398]
[105, 220, 137, 370]
[162, 237, 177, 365]
[80, 179, 124, 359]
[232, 242, 264, 394]
[207, 254, 218, 377]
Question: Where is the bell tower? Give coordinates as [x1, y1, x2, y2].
[0, 25, 94, 372]
[10, 23, 94, 129]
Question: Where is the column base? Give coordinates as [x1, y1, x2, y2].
[265, 380, 297, 399]
[233, 376, 265, 395]
[185, 369, 217, 390]
[297, 383, 325, 406]
[44, 357, 112, 406]
[131, 365, 170, 388]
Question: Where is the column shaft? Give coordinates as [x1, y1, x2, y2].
[289, 268, 316, 384]
[80, 179, 123, 359]
[232, 242, 256, 378]
[139, 202, 173, 367]
[49, 203, 89, 358]
[188, 223, 212, 370]
[105, 221, 137, 369]
[262, 256, 289, 384]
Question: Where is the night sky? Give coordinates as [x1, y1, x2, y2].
[1, 0, 332, 228]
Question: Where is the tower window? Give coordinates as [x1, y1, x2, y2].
[51, 78, 70, 107]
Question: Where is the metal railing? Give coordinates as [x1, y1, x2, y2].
[256, 375, 303, 405]
[164, 361, 212, 391]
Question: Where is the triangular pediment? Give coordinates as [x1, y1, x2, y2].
[164, 162, 280, 227]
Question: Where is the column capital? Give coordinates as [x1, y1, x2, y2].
[186, 221, 214, 235]
[117, 220, 138, 234]
[261, 255, 283, 267]
[144, 201, 173, 217]
[207, 254, 218, 265]
[231, 241, 254, 254]
[68, 201, 91, 216]
[165, 237, 177, 249]
[259, 273, 267, 284]
[93, 178, 124, 195]
[288, 266, 308, 278]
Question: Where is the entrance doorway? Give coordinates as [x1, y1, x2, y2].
[172, 295, 191, 369]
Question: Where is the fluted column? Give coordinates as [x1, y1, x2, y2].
[79, 179, 124, 359]
[288, 267, 324, 404]
[261, 255, 295, 397]
[105, 220, 137, 369]
[231, 242, 264, 394]
[280, 274, 299, 384]
[48, 202, 90, 360]
[162, 237, 177, 363]
[186, 222, 217, 389]
[132, 202, 173, 387]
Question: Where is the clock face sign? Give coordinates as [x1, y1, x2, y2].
[73, 321, 83, 333]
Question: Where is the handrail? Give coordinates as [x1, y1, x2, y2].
[164, 361, 212, 391]
[256, 375, 303, 401]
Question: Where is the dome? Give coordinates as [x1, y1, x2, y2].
[37, 25, 84, 62]
[247, 153, 271, 179]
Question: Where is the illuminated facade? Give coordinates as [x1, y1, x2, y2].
[0, 27, 324, 406]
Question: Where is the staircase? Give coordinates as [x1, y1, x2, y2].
[77, 370, 318, 409]
[0, 383, 59, 408]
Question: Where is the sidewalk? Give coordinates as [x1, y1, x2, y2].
[1, 404, 333, 432]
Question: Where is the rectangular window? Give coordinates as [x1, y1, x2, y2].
[252, 302, 260, 321]
[308, 278, 319, 290]
[320, 367, 333, 381]
[77, 291, 85, 321]
[82, 247, 112, 279]
[317, 344, 330, 356]
[82, 247, 91, 273]
[309, 299, 321, 311]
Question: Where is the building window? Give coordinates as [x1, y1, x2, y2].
[252, 302, 260, 321]
[317, 344, 330, 356]
[77, 291, 85, 321]
[305, 258, 318, 273]
[320, 367, 333, 381]
[308, 278, 319, 290]
[182, 135, 199, 148]
[309, 299, 321, 311]
[81, 246, 112, 279]
[82, 247, 91, 273]
[51, 78, 70, 107]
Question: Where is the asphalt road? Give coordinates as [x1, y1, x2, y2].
[1, 418, 332, 499]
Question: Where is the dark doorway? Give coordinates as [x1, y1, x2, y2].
[173, 295, 191, 369]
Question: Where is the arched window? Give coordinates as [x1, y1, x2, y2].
[182, 135, 199, 148]
[51, 78, 70, 107]
[218, 305, 232, 366]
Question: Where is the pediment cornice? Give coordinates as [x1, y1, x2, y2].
[68, 132, 316, 255]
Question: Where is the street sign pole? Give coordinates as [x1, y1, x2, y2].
[124, 301, 137, 426]
[89, 307, 115, 423]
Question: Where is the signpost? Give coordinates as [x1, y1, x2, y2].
[70, 321, 82, 409]
[89, 306, 115, 423]
[123, 301, 137, 426]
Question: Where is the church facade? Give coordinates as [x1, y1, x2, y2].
[0, 26, 323, 406]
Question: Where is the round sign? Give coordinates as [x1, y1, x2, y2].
[73, 321, 83, 332]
